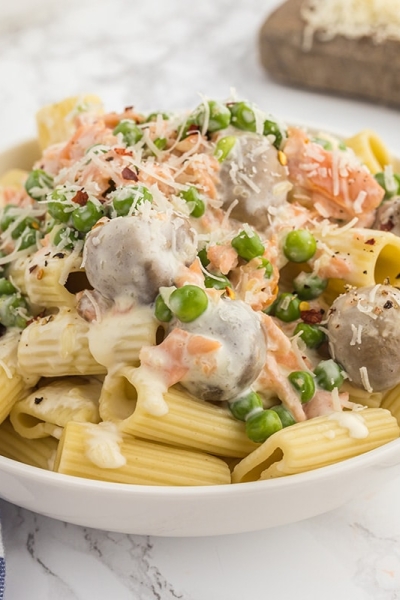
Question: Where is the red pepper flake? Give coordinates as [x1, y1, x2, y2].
[365, 238, 376, 245]
[300, 308, 325, 324]
[114, 147, 133, 157]
[121, 166, 139, 181]
[36, 269, 44, 280]
[186, 124, 201, 135]
[72, 189, 89, 206]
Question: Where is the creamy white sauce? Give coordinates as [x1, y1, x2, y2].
[84, 422, 126, 469]
[328, 411, 369, 439]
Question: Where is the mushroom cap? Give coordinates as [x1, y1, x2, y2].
[327, 284, 400, 391]
[174, 297, 267, 402]
[83, 212, 197, 304]
[217, 133, 289, 230]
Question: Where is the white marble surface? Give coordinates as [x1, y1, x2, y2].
[2, 0, 400, 598]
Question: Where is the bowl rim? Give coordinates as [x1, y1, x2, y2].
[1, 437, 400, 498]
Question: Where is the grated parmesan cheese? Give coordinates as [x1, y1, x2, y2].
[350, 323, 363, 346]
[359, 365, 373, 393]
[301, 0, 400, 50]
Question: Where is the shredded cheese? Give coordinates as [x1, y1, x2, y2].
[301, 0, 400, 50]
[359, 365, 373, 393]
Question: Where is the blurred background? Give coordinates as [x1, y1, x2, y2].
[0, 0, 400, 150]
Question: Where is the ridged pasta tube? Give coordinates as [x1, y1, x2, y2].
[232, 408, 399, 483]
[87, 306, 158, 369]
[17, 308, 106, 378]
[54, 421, 231, 486]
[23, 246, 85, 308]
[312, 227, 400, 302]
[345, 130, 391, 174]
[0, 330, 30, 425]
[100, 368, 259, 458]
[0, 418, 58, 470]
[10, 376, 102, 439]
[381, 385, 400, 426]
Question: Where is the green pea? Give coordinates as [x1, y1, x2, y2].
[42, 217, 56, 235]
[169, 285, 208, 322]
[197, 248, 210, 267]
[231, 229, 264, 261]
[24, 169, 54, 200]
[294, 322, 326, 349]
[53, 227, 79, 250]
[11, 217, 40, 240]
[0, 293, 30, 329]
[18, 228, 38, 250]
[228, 102, 256, 132]
[47, 189, 72, 223]
[288, 370, 315, 403]
[274, 293, 301, 322]
[258, 257, 273, 279]
[374, 171, 400, 201]
[146, 112, 170, 122]
[314, 359, 344, 391]
[204, 273, 232, 290]
[71, 201, 104, 233]
[153, 137, 167, 151]
[180, 187, 205, 218]
[228, 391, 263, 421]
[0, 278, 16, 295]
[113, 119, 143, 146]
[214, 136, 237, 162]
[263, 120, 283, 149]
[270, 404, 296, 428]
[262, 296, 279, 316]
[154, 294, 173, 322]
[293, 271, 327, 300]
[111, 185, 153, 217]
[245, 409, 283, 443]
[193, 100, 231, 134]
[283, 230, 317, 263]
[0, 205, 18, 232]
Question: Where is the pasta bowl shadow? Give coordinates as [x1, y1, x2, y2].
[0, 439, 400, 536]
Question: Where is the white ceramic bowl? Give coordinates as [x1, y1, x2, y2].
[1, 440, 400, 536]
[1, 139, 400, 537]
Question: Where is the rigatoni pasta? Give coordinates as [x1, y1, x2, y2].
[9, 376, 102, 439]
[232, 408, 399, 483]
[55, 421, 231, 486]
[0, 94, 399, 488]
[0, 418, 58, 470]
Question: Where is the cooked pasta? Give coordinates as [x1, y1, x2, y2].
[99, 368, 259, 457]
[55, 421, 231, 486]
[0, 418, 58, 469]
[232, 408, 399, 483]
[0, 94, 398, 487]
[345, 130, 392, 174]
[9, 376, 102, 439]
